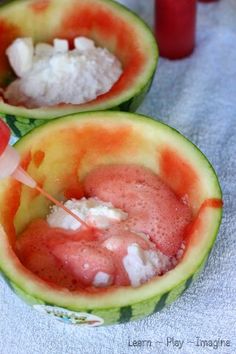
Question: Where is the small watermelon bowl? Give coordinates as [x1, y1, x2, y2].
[0, 112, 222, 326]
[0, 0, 158, 137]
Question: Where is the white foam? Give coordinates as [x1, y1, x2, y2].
[92, 272, 113, 288]
[123, 243, 172, 287]
[47, 197, 128, 231]
[6, 37, 33, 77]
[5, 37, 122, 107]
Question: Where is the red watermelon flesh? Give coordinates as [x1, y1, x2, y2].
[84, 165, 192, 256]
[51, 241, 115, 287]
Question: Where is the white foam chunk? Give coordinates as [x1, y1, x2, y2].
[74, 37, 95, 52]
[5, 36, 122, 107]
[35, 43, 53, 58]
[92, 272, 113, 287]
[47, 197, 128, 231]
[53, 39, 69, 53]
[123, 244, 172, 287]
[6, 38, 33, 77]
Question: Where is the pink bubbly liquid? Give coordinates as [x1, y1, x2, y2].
[16, 165, 192, 291]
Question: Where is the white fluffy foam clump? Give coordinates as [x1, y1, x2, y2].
[47, 197, 128, 230]
[5, 37, 122, 108]
[123, 244, 172, 287]
[92, 272, 113, 288]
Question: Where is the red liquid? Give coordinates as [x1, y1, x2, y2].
[155, 0, 197, 59]
[16, 219, 149, 289]
[16, 165, 193, 290]
[84, 164, 192, 256]
[16, 220, 100, 290]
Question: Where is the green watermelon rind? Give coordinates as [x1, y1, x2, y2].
[1, 114, 46, 137]
[0, 251, 213, 325]
[0, 0, 158, 137]
[0, 0, 17, 8]
[0, 112, 222, 325]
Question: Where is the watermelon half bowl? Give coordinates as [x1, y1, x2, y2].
[0, 112, 222, 326]
[0, 0, 158, 138]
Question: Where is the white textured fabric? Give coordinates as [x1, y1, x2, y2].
[1, 1, 236, 353]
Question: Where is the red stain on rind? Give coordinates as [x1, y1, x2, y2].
[20, 152, 32, 171]
[33, 150, 45, 167]
[200, 198, 223, 209]
[1, 181, 21, 245]
[0, 19, 21, 78]
[184, 198, 222, 249]
[160, 147, 199, 198]
[29, 0, 50, 13]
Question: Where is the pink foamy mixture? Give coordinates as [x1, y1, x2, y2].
[16, 164, 192, 290]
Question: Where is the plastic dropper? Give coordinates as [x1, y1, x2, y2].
[0, 119, 90, 229]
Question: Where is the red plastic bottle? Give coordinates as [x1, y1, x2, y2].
[199, 0, 219, 3]
[155, 0, 197, 59]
